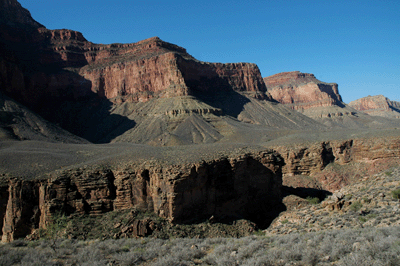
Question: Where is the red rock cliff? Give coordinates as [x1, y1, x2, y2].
[0, 0, 271, 110]
[264, 71, 342, 111]
[273, 136, 400, 191]
[348, 95, 400, 118]
[0, 151, 283, 242]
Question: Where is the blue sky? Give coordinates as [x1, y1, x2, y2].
[19, 0, 400, 103]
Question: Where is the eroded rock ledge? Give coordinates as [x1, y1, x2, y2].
[264, 71, 341, 112]
[0, 151, 283, 242]
[348, 95, 400, 119]
[273, 135, 400, 191]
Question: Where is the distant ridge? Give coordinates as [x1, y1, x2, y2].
[348, 95, 400, 119]
[264, 71, 400, 129]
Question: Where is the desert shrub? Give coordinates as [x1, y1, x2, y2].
[345, 194, 353, 200]
[2, 225, 400, 265]
[237, 238, 266, 261]
[19, 250, 56, 266]
[45, 212, 69, 239]
[153, 256, 190, 266]
[0, 248, 26, 265]
[9, 239, 28, 247]
[385, 171, 393, 176]
[358, 217, 367, 223]
[253, 229, 265, 236]
[111, 251, 144, 266]
[350, 201, 363, 212]
[70, 245, 107, 265]
[302, 249, 319, 266]
[306, 196, 320, 205]
[391, 189, 400, 199]
[241, 255, 275, 266]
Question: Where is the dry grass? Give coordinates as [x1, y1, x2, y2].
[1, 226, 400, 265]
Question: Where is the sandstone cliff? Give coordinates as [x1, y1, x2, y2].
[348, 95, 400, 119]
[271, 134, 400, 191]
[264, 71, 342, 111]
[264, 71, 400, 129]
[0, 145, 283, 242]
[0, 0, 271, 108]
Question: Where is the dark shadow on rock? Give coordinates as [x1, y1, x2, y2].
[282, 185, 332, 202]
[173, 156, 285, 229]
[185, 74, 251, 119]
[194, 89, 252, 119]
[0, 25, 137, 143]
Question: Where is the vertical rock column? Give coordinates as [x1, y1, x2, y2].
[1, 179, 39, 243]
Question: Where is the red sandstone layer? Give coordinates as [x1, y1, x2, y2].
[264, 71, 342, 111]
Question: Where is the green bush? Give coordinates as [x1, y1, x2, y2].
[350, 201, 363, 212]
[358, 217, 367, 223]
[45, 212, 69, 239]
[306, 197, 320, 205]
[344, 194, 353, 200]
[391, 189, 400, 199]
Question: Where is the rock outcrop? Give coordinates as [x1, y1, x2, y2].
[266, 167, 400, 235]
[348, 95, 400, 119]
[272, 135, 400, 191]
[264, 71, 342, 112]
[0, 149, 283, 242]
[264, 71, 400, 129]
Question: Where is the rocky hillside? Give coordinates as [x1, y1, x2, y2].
[349, 95, 400, 119]
[0, 92, 88, 143]
[264, 71, 400, 129]
[268, 131, 400, 191]
[266, 167, 400, 235]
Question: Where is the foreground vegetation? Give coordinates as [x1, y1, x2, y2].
[1, 226, 400, 265]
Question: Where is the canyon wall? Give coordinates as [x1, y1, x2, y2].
[0, 0, 273, 142]
[348, 95, 400, 118]
[0, 151, 283, 242]
[264, 71, 342, 112]
[1, 0, 270, 110]
[273, 136, 400, 191]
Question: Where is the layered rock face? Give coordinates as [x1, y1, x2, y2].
[0, 151, 283, 242]
[0, 0, 270, 109]
[264, 71, 342, 112]
[273, 136, 400, 191]
[0, 0, 286, 144]
[348, 95, 400, 119]
[263, 71, 400, 129]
